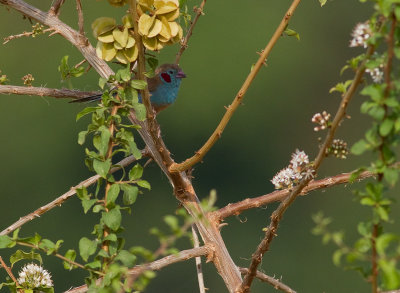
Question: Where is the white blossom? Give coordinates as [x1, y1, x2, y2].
[17, 263, 53, 289]
[350, 22, 372, 48]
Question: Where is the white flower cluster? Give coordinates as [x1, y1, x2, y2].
[311, 111, 331, 132]
[350, 22, 372, 48]
[366, 65, 384, 83]
[18, 263, 53, 289]
[271, 149, 313, 190]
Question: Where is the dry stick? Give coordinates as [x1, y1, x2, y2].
[0, 256, 22, 292]
[3, 28, 54, 44]
[238, 268, 296, 293]
[0, 154, 140, 236]
[64, 246, 210, 293]
[239, 44, 375, 293]
[1, 0, 114, 79]
[192, 225, 206, 293]
[213, 167, 378, 221]
[49, 0, 66, 16]
[0, 85, 99, 100]
[169, 0, 301, 173]
[76, 0, 85, 36]
[175, 0, 207, 64]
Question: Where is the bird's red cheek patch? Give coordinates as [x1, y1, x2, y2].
[161, 73, 171, 83]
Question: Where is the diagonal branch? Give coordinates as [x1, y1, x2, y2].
[169, 0, 301, 173]
[175, 0, 207, 64]
[238, 268, 296, 293]
[76, 0, 85, 36]
[239, 45, 375, 293]
[49, 0, 66, 16]
[0, 154, 142, 236]
[212, 167, 379, 221]
[64, 246, 210, 293]
[0, 84, 99, 99]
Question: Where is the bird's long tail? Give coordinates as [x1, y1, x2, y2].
[69, 93, 102, 103]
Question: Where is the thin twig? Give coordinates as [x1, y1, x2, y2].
[169, 0, 301, 173]
[49, 0, 66, 16]
[3, 28, 54, 44]
[0, 256, 22, 292]
[175, 0, 206, 64]
[212, 166, 382, 221]
[0, 154, 142, 236]
[192, 225, 206, 293]
[239, 39, 376, 293]
[64, 246, 210, 293]
[0, 84, 99, 100]
[75, 0, 85, 36]
[239, 268, 296, 293]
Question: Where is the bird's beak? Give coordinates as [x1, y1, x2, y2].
[176, 70, 186, 79]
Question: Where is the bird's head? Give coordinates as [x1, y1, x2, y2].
[156, 64, 186, 87]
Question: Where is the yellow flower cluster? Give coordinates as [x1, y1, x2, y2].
[92, 16, 138, 64]
[137, 0, 183, 51]
[93, 0, 183, 64]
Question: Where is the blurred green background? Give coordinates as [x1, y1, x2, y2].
[1, 0, 399, 292]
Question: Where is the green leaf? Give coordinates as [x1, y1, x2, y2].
[378, 259, 400, 289]
[121, 184, 138, 205]
[379, 118, 394, 137]
[349, 167, 367, 183]
[115, 250, 136, 267]
[99, 77, 108, 89]
[130, 80, 147, 90]
[0, 235, 14, 248]
[106, 184, 120, 207]
[129, 164, 143, 180]
[10, 250, 42, 267]
[351, 139, 370, 155]
[360, 197, 375, 206]
[99, 126, 111, 157]
[18, 233, 41, 246]
[376, 206, 389, 222]
[63, 249, 77, 270]
[102, 208, 122, 231]
[332, 249, 343, 266]
[76, 107, 98, 121]
[376, 233, 398, 255]
[283, 28, 300, 40]
[78, 130, 88, 145]
[79, 237, 97, 262]
[384, 167, 398, 186]
[85, 260, 101, 269]
[136, 180, 151, 189]
[82, 198, 97, 213]
[104, 233, 117, 242]
[164, 215, 179, 231]
[133, 103, 147, 121]
[93, 159, 111, 178]
[319, 0, 327, 6]
[39, 239, 57, 255]
[116, 66, 131, 82]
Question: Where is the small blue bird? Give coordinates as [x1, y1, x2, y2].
[71, 64, 186, 113]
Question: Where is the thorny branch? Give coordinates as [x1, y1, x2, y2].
[175, 0, 207, 64]
[0, 85, 99, 100]
[169, 0, 301, 173]
[238, 268, 296, 293]
[239, 44, 376, 293]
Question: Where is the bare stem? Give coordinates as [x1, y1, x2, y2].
[0, 256, 22, 292]
[239, 268, 296, 293]
[169, 0, 302, 173]
[192, 225, 206, 293]
[76, 0, 85, 36]
[175, 0, 207, 64]
[49, 0, 65, 16]
[3, 28, 54, 44]
[0, 85, 99, 100]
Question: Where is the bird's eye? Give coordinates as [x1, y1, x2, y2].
[168, 70, 174, 75]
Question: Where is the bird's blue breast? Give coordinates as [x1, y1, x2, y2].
[138, 78, 182, 107]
